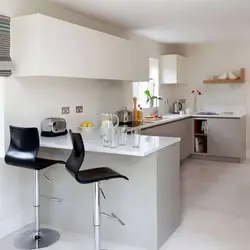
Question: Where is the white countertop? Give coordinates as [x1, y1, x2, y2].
[138, 114, 191, 130]
[192, 114, 245, 118]
[40, 133, 180, 157]
[137, 113, 245, 131]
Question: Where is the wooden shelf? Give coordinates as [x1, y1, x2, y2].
[195, 133, 207, 136]
[203, 68, 246, 84]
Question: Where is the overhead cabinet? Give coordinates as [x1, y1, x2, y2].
[11, 14, 149, 81]
[160, 55, 186, 84]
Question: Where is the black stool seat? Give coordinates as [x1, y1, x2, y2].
[33, 158, 65, 170]
[66, 131, 129, 184]
[76, 167, 128, 184]
[5, 126, 65, 170]
[5, 157, 65, 170]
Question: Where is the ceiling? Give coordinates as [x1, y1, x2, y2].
[49, 0, 250, 43]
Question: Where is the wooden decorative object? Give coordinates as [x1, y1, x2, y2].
[203, 68, 246, 84]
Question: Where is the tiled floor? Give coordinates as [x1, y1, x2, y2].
[1, 158, 250, 249]
[163, 158, 250, 250]
[0, 224, 145, 250]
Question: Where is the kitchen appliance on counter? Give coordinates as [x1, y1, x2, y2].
[172, 101, 183, 114]
[41, 118, 68, 137]
[116, 107, 133, 125]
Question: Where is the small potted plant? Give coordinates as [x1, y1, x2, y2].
[144, 90, 163, 108]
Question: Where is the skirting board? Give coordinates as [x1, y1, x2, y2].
[189, 154, 244, 163]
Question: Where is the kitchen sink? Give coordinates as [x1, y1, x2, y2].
[195, 112, 220, 115]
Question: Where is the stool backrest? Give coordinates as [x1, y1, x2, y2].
[66, 130, 85, 179]
[5, 126, 40, 166]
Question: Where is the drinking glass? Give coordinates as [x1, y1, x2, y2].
[109, 128, 118, 148]
[100, 126, 110, 147]
[132, 128, 141, 148]
[119, 127, 127, 146]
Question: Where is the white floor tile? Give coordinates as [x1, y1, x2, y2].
[162, 158, 250, 250]
[0, 225, 145, 250]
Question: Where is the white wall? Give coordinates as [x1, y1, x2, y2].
[0, 79, 4, 158]
[4, 77, 126, 134]
[171, 42, 250, 147]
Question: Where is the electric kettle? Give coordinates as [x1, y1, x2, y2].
[172, 102, 183, 114]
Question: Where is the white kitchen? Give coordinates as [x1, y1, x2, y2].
[0, 1, 250, 250]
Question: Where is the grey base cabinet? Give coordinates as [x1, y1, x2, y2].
[207, 117, 246, 159]
[142, 118, 193, 160]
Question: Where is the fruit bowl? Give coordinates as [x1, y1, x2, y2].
[79, 122, 96, 138]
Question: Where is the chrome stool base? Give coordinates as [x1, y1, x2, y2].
[13, 228, 60, 249]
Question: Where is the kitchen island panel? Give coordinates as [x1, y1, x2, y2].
[39, 141, 180, 250]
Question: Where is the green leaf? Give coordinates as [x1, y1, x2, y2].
[151, 96, 158, 100]
[144, 90, 151, 98]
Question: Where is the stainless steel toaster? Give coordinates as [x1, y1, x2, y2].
[41, 118, 68, 137]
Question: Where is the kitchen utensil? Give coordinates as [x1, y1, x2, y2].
[100, 113, 119, 147]
[41, 118, 67, 137]
[132, 128, 141, 148]
[116, 107, 133, 124]
[137, 105, 143, 123]
[228, 71, 238, 80]
[118, 127, 128, 146]
[217, 72, 227, 80]
[172, 101, 182, 114]
[179, 111, 185, 115]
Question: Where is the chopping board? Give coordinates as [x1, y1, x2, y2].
[143, 117, 163, 123]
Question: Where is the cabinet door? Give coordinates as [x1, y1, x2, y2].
[141, 119, 193, 160]
[181, 119, 193, 160]
[12, 14, 149, 81]
[141, 126, 161, 136]
[207, 118, 245, 158]
[177, 56, 186, 84]
[160, 55, 186, 84]
[160, 55, 177, 84]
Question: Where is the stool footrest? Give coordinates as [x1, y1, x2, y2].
[101, 212, 125, 226]
[41, 195, 63, 203]
[100, 187, 107, 200]
[42, 173, 52, 183]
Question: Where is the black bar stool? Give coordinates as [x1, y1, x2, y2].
[66, 130, 128, 250]
[5, 126, 65, 249]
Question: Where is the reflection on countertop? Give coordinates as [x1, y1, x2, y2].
[40, 133, 180, 157]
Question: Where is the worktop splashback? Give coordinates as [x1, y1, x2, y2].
[4, 77, 126, 135]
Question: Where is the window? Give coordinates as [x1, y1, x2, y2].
[133, 58, 159, 108]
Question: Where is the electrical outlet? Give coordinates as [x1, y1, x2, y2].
[76, 106, 83, 113]
[62, 107, 70, 114]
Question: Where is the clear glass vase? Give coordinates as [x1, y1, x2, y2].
[193, 95, 198, 113]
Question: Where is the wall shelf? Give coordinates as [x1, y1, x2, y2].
[203, 68, 246, 84]
[194, 133, 207, 137]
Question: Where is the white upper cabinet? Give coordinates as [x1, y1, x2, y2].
[11, 14, 149, 81]
[160, 55, 186, 84]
